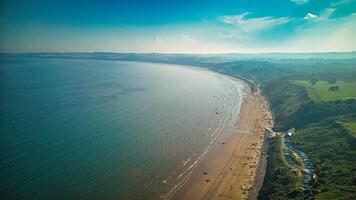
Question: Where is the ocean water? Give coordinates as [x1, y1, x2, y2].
[0, 58, 244, 200]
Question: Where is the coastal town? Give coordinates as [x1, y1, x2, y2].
[283, 129, 316, 190]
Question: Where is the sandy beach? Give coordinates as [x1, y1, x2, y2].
[171, 79, 273, 200]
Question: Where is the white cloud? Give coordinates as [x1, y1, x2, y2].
[220, 13, 290, 32]
[303, 8, 335, 22]
[304, 13, 318, 20]
[291, 0, 308, 5]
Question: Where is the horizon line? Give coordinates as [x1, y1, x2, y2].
[1, 50, 356, 55]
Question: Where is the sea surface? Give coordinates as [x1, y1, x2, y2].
[0, 57, 244, 200]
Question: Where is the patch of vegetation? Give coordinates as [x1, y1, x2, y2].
[263, 79, 309, 130]
[258, 88, 356, 199]
[291, 80, 356, 102]
[338, 119, 356, 138]
[284, 99, 356, 130]
[258, 74, 356, 200]
[292, 116, 356, 200]
[328, 86, 339, 91]
[263, 80, 356, 131]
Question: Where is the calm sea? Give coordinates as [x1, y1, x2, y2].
[0, 58, 244, 200]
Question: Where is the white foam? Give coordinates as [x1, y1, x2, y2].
[160, 74, 245, 200]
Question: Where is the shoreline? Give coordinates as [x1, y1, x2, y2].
[171, 77, 273, 200]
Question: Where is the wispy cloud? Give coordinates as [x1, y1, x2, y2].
[290, 0, 308, 5]
[215, 7, 355, 52]
[152, 33, 240, 53]
[155, 34, 192, 42]
[331, 0, 355, 7]
[220, 13, 290, 32]
[218, 32, 246, 39]
[320, 8, 336, 19]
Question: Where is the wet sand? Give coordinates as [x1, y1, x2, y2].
[171, 80, 273, 200]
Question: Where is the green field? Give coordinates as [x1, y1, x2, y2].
[291, 80, 356, 102]
[339, 121, 356, 138]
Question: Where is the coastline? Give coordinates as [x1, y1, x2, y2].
[171, 77, 273, 200]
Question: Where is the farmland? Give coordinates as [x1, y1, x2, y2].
[291, 80, 356, 102]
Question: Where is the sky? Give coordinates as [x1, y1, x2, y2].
[0, 0, 356, 53]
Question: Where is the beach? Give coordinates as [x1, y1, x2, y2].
[171, 79, 273, 200]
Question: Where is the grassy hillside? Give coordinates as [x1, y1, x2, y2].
[259, 72, 356, 200]
[263, 80, 309, 130]
[292, 116, 356, 200]
[340, 120, 356, 138]
[260, 115, 356, 200]
[263, 80, 356, 131]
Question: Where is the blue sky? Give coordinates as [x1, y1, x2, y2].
[1, 0, 355, 53]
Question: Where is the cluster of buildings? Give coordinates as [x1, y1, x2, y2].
[283, 147, 295, 165]
[283, 132, 315, 189]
